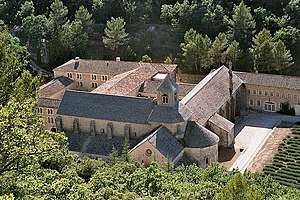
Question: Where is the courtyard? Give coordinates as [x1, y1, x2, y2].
[219, 110, 300, 172]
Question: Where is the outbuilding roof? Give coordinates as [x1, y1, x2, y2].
[58, 90, 184, 125]
[208, 113, 234, 132]
[39, 76, 73, 98]
[234, 71, 300, 90]
[53, 59, 176, 76]
[181, 66, 244, 125]
[38, 98, 61, 108]
[57, 90, 155, 124]
[130, 126, 183, 161]
[184, 121, 219, 148]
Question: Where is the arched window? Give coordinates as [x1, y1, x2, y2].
[162, 94, 168, 104]
[205, 156, 211, 165]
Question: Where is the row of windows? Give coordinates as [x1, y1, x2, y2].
[47, 117, 54, 124]
[249, 89, 299, 100]
[249, 99, 281, 110]
[37, 108, 54, 115]
[67, 73, 109, 81]
[77, 82, 98, 88]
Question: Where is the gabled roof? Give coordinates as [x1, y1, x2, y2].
[139, 80, 196, 97]
[57, 90, 155, 124]
[181, 66, 244, 125]
[234, 71, 300, 90]
[38, 98, 61, 108]
[53, 59, 176, 76]
[184, 121, 219, 148]
[66, 131, 142, 156]
[39, 76, 73, 98]
[208, 113, 234, 132]
[157, 76, 177, 92]
[91, 63, 158, 96]
[148, 105, 184, 123]
[130, 126, 183, 161]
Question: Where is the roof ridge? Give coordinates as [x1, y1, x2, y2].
[181, 67, 224, 105]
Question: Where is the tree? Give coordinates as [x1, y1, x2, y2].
[61, 21, 88, 58]
[108, 145, 119, 166]
[91, 0, 104, 23]
[284, 0, 300, 28]
[209, 33, 228, 67]
[0, 96, 66, 174]
[121, 0, 137, 23]
[216, 173, 263, 200]
[11, 70, 39, 101]
[21, 14, 48, 62]
[103, 17, 129, 55]
[225, 41, 242, 69]
[0, 31, 23, 105]
[227, 2, 256, 51]
[181, 29, 212, 72]
[48, 0, 68, 33]
[141, 54, 152, 63]
[272, 40, 294, 73]
[121, 137, 130, 162]
[15, 1, 35, 24]
[75, 6, 93, 34]
[251, 28, 274, 72]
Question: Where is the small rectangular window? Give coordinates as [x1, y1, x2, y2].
[91, 74, 97, 80]
[76, 73, 82, 79]
[276, 92, 279, 97]
[258, 91, 262, 95]
[256, 100, 261, 107]
[249, 99, 254, 106]
[265, 91, 268, 96]
[253, 90, 256, 95]
[101, 75, 108, 81]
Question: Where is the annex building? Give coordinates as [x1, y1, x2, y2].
[38, 57, 300, 167]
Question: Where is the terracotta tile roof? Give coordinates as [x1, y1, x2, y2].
[234, 71, 300, 90]
[38, 98, 61, 108]
[53, 59, 176, 76]
[39, 77, 73, 98]
[208, 113, 234, 132]
[91, 63, 158, 96]
[181, 66, 244, 125]
[184, 121, 219, 148]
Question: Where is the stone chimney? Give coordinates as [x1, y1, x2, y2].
[74, 57, 80, 70]
[116, 57, 121, 62]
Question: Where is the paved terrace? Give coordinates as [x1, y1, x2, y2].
[229, 111, 300, 172]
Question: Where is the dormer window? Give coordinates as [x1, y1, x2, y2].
[162, 94, 168, 104]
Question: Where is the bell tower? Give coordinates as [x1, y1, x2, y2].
[157, 76, 179, 108]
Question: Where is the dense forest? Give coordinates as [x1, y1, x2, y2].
[0, 0, 300, 74]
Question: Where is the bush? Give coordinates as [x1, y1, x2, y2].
[278, 101, 295, 116]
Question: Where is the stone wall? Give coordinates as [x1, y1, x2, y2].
[184, 144, 218, 168]
[60, 115, 160, 139]
[246, 84, 300, 112]
[176, 73, 205, 84]
[130, 141, 168, 166]
[53, 71, 112, 91]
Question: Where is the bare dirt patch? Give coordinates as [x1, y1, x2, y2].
[247, 122, 293, 172]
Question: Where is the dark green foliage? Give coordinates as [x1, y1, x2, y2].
[278, 101, 296, 115]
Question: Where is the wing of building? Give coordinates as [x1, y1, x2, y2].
[38, 58, 300, 167]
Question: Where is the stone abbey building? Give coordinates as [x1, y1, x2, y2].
[38, 57, 300, 167]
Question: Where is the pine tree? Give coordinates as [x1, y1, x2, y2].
[108, 145, 119, 166]
[103, 17, 129, 54]
[228, 2, 256, 51]
[209, 33, 228, 67]
[121, 137, 130, 162]
[225, 41, 242, 68]
[272, 40, 294, 73]
[75, 6, 93, 34]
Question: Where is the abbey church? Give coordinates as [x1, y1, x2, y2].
[38, 57, 300, 167]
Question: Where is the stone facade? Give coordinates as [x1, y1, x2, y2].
[184, 144, 218, 168]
